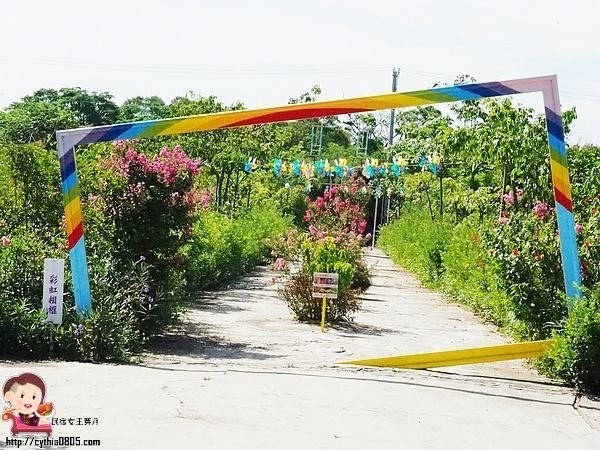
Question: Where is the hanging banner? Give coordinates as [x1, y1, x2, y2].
[42, 258, 65, 325]
[243, 155, 413, 180]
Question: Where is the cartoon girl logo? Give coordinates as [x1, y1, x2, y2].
[2, 373, 54, 437]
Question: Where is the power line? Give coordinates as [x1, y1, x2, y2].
[0, 55, 391, 75]
[1, 55, 598, 103]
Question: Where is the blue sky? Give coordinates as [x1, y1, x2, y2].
[1, 0, 598, 144]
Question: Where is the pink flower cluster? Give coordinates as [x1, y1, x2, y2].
[502, 188, 523, 206]
[199, 190, 213, 208]
[532, 201, 552, 219]
[273, 257, 288, 271]
[109, 144, 202, 186]
[306, 184, 368, 236]
[307, 223, 369, 248]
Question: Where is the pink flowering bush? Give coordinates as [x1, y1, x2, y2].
[484, 206, 566, 338]
[483, 194, 600, 338]
[275, 177, 372, 323]
[90, 142, 203, 330]
[304, 177, 369, 235]
[99, 142, 202, 269]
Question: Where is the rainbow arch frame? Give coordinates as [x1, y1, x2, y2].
[57, 74, 580, 315]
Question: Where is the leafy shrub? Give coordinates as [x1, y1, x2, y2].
[88, 142, 203, 328]
[275, 176, 371, 324]
[184, 206, 291, 290]
[483, 204, 568, 338]
[351, 260, 372, 292]
[441, 219, 513, 327]
[280, 272, 361, 323]
[0, 144, 62, 232]
[270, 184, 308, 227]
[279, 237, 362, 323]
[97, 142, 202, 279]
[0, 227, 62, 308]
[0, 227, 164, 361]
[377, 208, 452, 282]
[73, 259, 154, 361]
[540, 287, 600, 394]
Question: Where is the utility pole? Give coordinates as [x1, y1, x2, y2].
[388, 68, 399, 147]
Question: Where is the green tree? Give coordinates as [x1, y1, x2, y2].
[0, 101, 78, 148]
[22, 87, 119, 126]
[118, 96, 167, 122]
[392, 106, 453, 159]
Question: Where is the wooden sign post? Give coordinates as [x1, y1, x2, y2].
[312, 273, 339, 332]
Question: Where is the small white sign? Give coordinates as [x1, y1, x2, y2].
[312, 272, 339, 299]
[42, 258, 65, 325]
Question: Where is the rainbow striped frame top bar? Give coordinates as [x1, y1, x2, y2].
[56, 74, 581, 315]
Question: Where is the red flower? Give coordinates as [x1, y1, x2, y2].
[512, 249, 520, 256]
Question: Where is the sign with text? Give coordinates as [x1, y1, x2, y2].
[312, 272, 339, 299]
[43, 258, 65, 325]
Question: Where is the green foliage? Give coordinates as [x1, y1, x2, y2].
[118, 96, 167, 122]
[440, 219, 513, 327]
[0, 101, 78, 147]
[1, 144, 62, 231]
[279, 237, 362, 323]
[378, 141, 600, 392]
[393, 106, 453, 158]
[183, 207, 291, 291]
[0, 227, 62, 307]
[0, 227, 66, 358]
[541, 287, 600, 394]
[22, 88, 119, 126]
[0, 225, 166, 361]
[0, 87, 119, 148]
[0, 133, 292, 361]
[482, 209, 567, 338]
[301, 239, 356, 291]
[378, 208, 451, 282]
[73, 259, 153, 362]
[570, 143, 600, 218]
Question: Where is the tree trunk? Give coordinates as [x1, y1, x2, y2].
[425, 188, 434, 221]
[232, 170, 240, 214]
[439, 174, 443, 218]
[216, 167, 226, 209]
[500, 164, 508, 218]
[223, 168, 232, 207]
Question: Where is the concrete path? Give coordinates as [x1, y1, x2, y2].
[1, 248, 598, 449]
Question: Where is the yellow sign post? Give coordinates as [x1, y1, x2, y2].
[320, 297, 327, 332]
[313, 273, 339, 332]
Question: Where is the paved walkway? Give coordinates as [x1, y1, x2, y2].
[1, 248, 598, 449]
